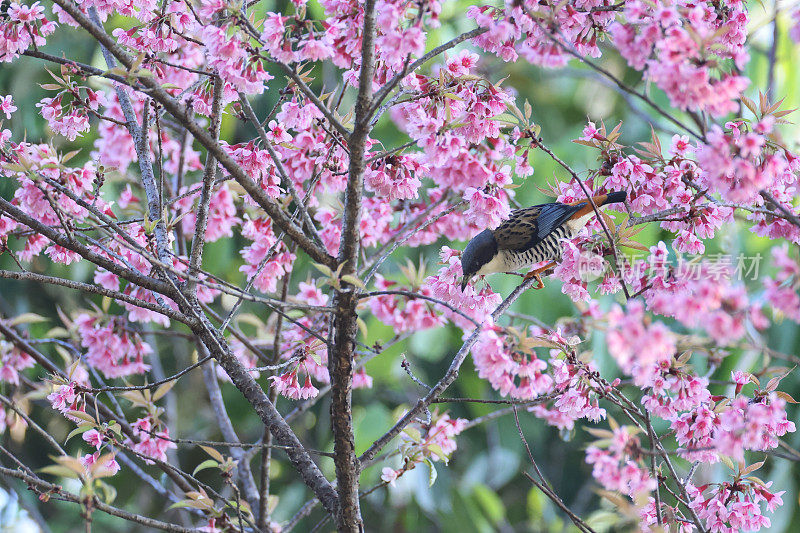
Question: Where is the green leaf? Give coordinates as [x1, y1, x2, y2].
[740, 460, 765, 476]
[152, 380, 176, 402]
[95, 480, 117, 505]
[719, 454, 736, 471]
[168, 499, 211, 511]
[775, 390, 798, 404]
[402, 427, 421, 443]
[103, 67, 129, 78]
[236, 313, 264, 329]
[61, 149, 81, 163]
[473, 483, 505, 524]
[8, 313, 49, 326]
[39, 465, 81, 479]
[426, 443, 448, 463]
[308, 350, 323, 366]
[192, 459, 220, 477]
[356, 317, 368, 339]
[44, 327, 70, 338]
[340, 274, 366, 290]
[65, 423, 95, 444]
[424, 458, 437, 487]
[266, 495, 279, 515]
[66, 410, 97, 424]
[311, 262, 334, 278]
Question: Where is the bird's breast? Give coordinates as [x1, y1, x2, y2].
[476, 251, 512, 275]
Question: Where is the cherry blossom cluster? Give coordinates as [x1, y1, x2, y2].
[585, 425, 657, 497]
[610, 0, 749, 116]
[125, 416, 177, 465]
[764, 245, 800, 323]
[0, 1, 55, 63]
[47, 378, 88, 423]
[688, 477, 784, 532]
[81, 429, 121, 477]
[75, 313, 152, 379]
[36, 66, 109, 142]
[469, 0, 617, 66]
[471, 325, 554, 401]
[370, 274, 443, 333]
[697, 118, 797, 206]
[0, 0, 798, 529]
[390, 51, 516, 232]
[381, 412, 467, 487]
[0, 339, 34, 385]
[1, 141, 105, 265]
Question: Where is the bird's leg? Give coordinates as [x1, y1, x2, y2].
[523, 262, 556, 289]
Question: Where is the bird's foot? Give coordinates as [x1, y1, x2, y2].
[522, 262, 556, 290]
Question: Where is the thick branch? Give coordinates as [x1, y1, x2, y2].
[0, 198, 173, 297]
[326, 0, 379, 529]
[189, 313, 339, 516]
[88, 7, 173, 268]
[50, 0, 335, 268]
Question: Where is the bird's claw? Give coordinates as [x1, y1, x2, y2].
[522, 262, 556, 290]
[522, 271, 545, 289]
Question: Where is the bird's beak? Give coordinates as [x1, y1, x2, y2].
[460, 277, 469, 291]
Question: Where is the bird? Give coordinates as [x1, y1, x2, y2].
[460, 191, 627, 291]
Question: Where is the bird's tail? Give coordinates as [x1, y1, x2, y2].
[602, 191, 627, 205]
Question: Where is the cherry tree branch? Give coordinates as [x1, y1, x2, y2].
[187, 311, 340, 516]
[359, 274, 541, 466]
[237, 92, 325, 250]
[0, 467, 196, 533]
[185, 75, 224, 295]
[0, 270, 192, 325]
[50, 0, 335, 268]
[326, 0, 379, 527]
[359, 290, 480, 328]
[200, 352, 260, 513]
[87, 8, 173, 270]
[0, 198, 173, 297]
[513, 406, 597, 533]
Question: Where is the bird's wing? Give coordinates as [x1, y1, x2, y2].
[493, 203, 583, 251]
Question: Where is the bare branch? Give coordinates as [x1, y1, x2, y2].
[359, 274, 541, 466]
[0, 467, 196, 533]
[186, 75, 224, 295]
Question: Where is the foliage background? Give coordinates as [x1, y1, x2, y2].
[0, 0, 799, 531]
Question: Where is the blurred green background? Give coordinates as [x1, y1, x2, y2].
[1, 1, 799, 531]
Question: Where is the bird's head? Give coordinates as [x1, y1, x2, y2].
[460, 229, 498, 291]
